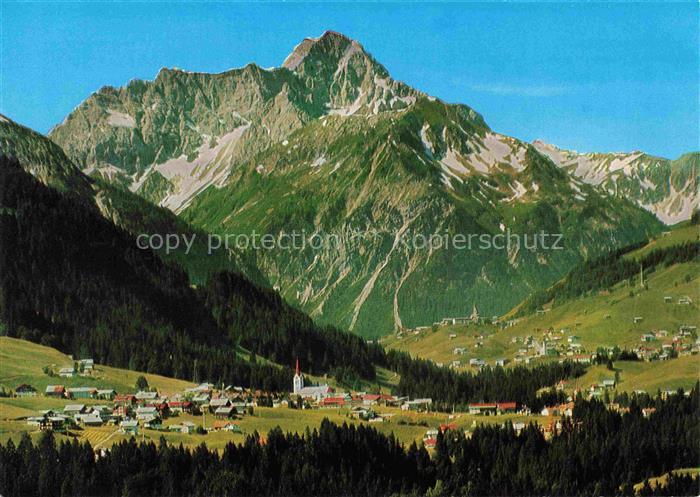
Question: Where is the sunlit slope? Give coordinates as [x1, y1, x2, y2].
[383, 226, 699, 393]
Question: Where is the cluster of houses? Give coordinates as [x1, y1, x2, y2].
[665, 295, 693, 306]
[22, 361, 439, 435]
[26, 382, 263, 435]
[44, 384, 117, 400]
[455, 329, 597, 371]
[636, 325, 698, 361]
[434, 304, 486, 327]
[292, 359, 434, 415]
[398, 305, 510, 339]
[54, 359, 95, 378]
[419, 388, 676, 448]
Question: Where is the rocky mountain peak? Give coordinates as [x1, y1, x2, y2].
[282, 31, 361, 71]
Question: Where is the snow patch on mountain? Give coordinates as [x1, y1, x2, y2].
[441, 148, 469, 175]
[533, 139, 696, 224]
[467, 132, 526, 173]
[649, 185, 698, 224]
[150, 124, 250, 212]
[106, 109, 136, 128]
[420, 124, 434, 158]
[503, 180, 528, 202]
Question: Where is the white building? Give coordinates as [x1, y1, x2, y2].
[293, 359, 331, 400]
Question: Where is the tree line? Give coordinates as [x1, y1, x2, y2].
[1, 386, 697, 496]
[385, 350, 585, 411]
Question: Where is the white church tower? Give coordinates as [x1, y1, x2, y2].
[293, 358, 304, 394]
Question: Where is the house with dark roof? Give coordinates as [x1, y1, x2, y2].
[96, 389, 116, 400]
[15, 384, 37, 397]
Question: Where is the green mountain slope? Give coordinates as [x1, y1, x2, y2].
[382, 224, 699, 393]
[182, 103, 662, 337]
[48, 31, 667, 337]
[0, 132, 384, 384]
[0, 114, 262, 285]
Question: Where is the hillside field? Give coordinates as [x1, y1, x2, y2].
[382, 228, 699, 394]
[0, 336, 194, 395]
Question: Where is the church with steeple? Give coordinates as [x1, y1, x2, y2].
[293, 358, 304, 394]
[292, 358, 332, 400]
[470, 303, 480, 323]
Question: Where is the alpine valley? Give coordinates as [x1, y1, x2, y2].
[1, 26, 700, 497]
[15, 32, 700, 338]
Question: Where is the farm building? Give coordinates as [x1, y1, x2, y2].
[135, 391, 158, 403]
[63, 404, 86, 418]
[15, 384, 37, 397]
[96, 389, 116, 400]
[135, 406, 159, 420]
[496, 402, 518, 414]
[57, 367, 75, 378]
[78, 359, 94, 372]
[401, 398, 432, 412]
[66, 387, 97, 399]
[214, 406, 236, 418]
[468, 403, 497, 415]
[120, 420, 138, 435]
[44, 385, 65, 398]
[319, 397, 347, 408]
[168, 401, 194, 414]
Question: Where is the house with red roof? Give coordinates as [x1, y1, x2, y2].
[44, 385, 65, 398]
[114, 394, 136, 406]
[496, 402, 518, 414]
[439, 423, 458, 433]
[167, 400, 193, 414]
[423, 437, 437, 449]
[319, 397, 347, 408]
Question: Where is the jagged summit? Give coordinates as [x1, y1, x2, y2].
[282, 30, 359, 70]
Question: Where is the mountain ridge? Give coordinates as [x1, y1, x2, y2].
[532, 139, 698, 224]
[43, 32, 679, 336]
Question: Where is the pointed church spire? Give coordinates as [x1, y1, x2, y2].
[470, 303, 480, 322]
[293, 358, 304, 394]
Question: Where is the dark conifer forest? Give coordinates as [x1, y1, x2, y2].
[0, 156, 380, 388]
[386, 350, 586, 411]
[1, 390, 697, 497]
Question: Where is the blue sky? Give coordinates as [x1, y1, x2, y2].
[2, 2, 698, 158]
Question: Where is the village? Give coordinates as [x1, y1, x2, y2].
[390, 296, 699, 372]
[15, 359, 434, 437]
[6, 346, 690, 455]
